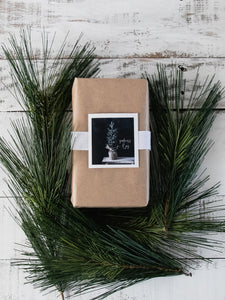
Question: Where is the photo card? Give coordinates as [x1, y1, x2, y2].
[88, 113, 139, 168]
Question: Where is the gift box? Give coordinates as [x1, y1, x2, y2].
[71, 78, 150, 207]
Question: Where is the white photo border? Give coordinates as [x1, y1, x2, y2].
[88, 113, 139, 169]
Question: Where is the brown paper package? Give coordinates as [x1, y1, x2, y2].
[71, 78, 150, 207]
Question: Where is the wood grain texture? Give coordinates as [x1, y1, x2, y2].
[0, 197, 26, 260]
[1, 112, 225, 260]
[0, 0, 225, 59]
[1, 0, 225, 299]
[0, 261, 59, 300]
[1, 57, 225, 111]
[0, 259, 225, 300]
[1, 111, 225, 197]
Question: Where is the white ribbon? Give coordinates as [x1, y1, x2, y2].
[71, 131, 151, 150]
[138, 131, 151, 150]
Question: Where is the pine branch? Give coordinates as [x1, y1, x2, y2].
[2, 37, 225, 300]
[146, 65, 223, 230]
[0, 29, 100, 297]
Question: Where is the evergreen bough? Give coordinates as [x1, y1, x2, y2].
[0, 31, 225, 299]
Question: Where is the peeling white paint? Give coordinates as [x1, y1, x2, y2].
[1, 0, 225, 299]
[0, 0, 225, 58]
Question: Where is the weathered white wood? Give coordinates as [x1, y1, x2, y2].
[2, 57, 225, 112]
[1, 112, 225, 263]
[0, 0, 225, 58]
[199, 111, 225, 196]
[1, 111, 225, 196]
[0, 197, 26, 260]
[0, 259, 225, 300]
[121, 260, 225, 300]
[1, 0, 225, 299]
[0, 112, 22, 196]
[0, 261, 59, 300]
[1, 185, 225, 264]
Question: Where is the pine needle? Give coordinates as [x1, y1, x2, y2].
[1, 34, 225, 300]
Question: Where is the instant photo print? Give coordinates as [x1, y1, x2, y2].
[88, 113, 139, 168]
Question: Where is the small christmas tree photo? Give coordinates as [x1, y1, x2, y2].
[89, 114, 137, 167]
[106, 121, 118, 160]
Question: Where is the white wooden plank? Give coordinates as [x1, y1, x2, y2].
[1, 193, 225, 260]
[2, 57, 225, 112]
[2, 112, 225, 259]
[0, 0, 225, 58]
[0, 261, 59, 300]
[1, 0, 225, 298]
[199, 111, 225, 196]
[0, 259, 225, 300]
[0, 112, 22, 196]
[113, 260, 225, 300]
[1, 111, 225, 262]
[0, 197, 26, 260]
[2, 112, 225, 196]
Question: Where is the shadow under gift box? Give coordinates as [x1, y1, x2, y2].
[71, 78, 150, 208]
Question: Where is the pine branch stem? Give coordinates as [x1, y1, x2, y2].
[164, 194, 169, 233]
[60, 291, 65, 300]
[120, 264, 183, 275]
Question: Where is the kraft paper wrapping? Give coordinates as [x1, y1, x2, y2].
[71, 78, 149, 207]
